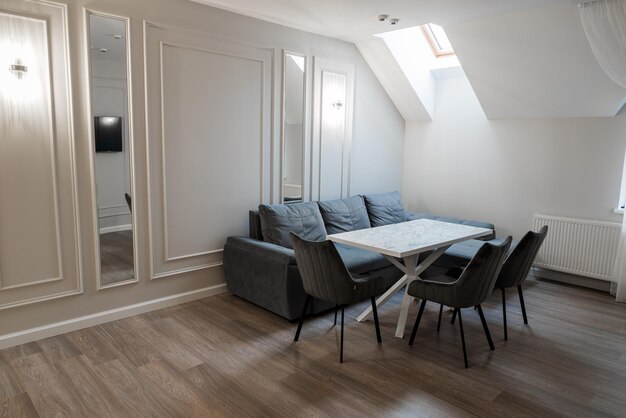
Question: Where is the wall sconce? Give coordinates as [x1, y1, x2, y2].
[332, 100, 344, 110]
[9, 57, 28, 79]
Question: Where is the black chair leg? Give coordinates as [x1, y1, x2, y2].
[451, 308, 457, 324]
[334, 305, 338, 326]
[371, 297, 382, 343]
[437, 304, 443, 332]
[340, 306, 345, 363]
[457, 308, 469, 368]
[409, 299, 427, 346]
[518, 285, 528, 325]
[501, 288, 508, 341]
[294, 295, 311, 342]
[476, 304, 495, 350]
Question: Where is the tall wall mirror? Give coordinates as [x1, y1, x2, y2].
[87, 12, 136, 288]
[281, 51, 307, 204]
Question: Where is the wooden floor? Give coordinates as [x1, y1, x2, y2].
[100, 231, 134, 286]
[1, 277, 626, 417]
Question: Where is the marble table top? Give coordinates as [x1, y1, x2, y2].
[327, 219, 492, 258]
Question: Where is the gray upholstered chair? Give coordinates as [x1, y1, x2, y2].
[290, 232, 386, 363]
[495, 225, 548, 340]
[407, 237, 512, 368]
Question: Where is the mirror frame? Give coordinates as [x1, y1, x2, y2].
[84, 9, 138, 290]
[280, 50, 307, 204]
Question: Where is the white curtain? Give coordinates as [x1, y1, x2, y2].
[580, 0, 626, 300]
[579, 0, 626, 88]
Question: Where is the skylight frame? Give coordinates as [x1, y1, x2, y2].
[421, 23, 455, 58]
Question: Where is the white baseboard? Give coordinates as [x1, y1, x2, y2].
[99, 224, 132, 234]
[0, 283, 228, 350]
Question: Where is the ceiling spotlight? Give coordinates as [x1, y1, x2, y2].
[377, 14, 389, 22]
[390, 18, 400, 25]
[113, 34, 123, 40]
[99, 48, 108, 53]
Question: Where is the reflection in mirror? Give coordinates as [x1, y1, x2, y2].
[88, 13, 135, 287]
[282, 52, 306, 204]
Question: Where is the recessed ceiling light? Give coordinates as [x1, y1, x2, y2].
[390, 18, 400, 25]
[99, 48, 108, 53]
[113, 34, 123, 40]
[377, 14, 389, 22]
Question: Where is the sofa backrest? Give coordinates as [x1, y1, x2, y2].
[257, 202, 326, 249]
[318, 195, 371, 234]
[249, 210, 263, 240]
[362, 191, 408, 227]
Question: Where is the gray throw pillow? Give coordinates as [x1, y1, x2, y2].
[318, 196, 371, 234]
[258, 202, 326, 249]
[363, 191, 408, 227]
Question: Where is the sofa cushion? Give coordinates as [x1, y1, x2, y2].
[434, 237, 516, 269]
[363, 191, 407, 227]
[334, 243, 391, 275]
[318, 196, 371, 234]
[258, 202, 326, 249]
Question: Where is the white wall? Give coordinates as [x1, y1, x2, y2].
[0, 0, 404, 343]
[403, 76, 626, 239]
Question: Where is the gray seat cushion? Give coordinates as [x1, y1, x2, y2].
[435, 237, 516, 269]
[334, 243, 391, 275]
[258, 202, 326, 249]
[363, 191, 408, 227]
[318, 196, 371, 234]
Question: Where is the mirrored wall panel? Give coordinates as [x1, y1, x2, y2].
[88, 13, 135, 287]
[282, 52, 306, 203]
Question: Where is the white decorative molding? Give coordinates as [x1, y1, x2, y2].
[158, 41, 265, 263]
[0, 283, 228, 350]
[144, 21, 272, 280]
[311, 57, 355, 202]
[0, 0, 83, 308]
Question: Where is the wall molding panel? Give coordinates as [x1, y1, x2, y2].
[144, 22, 273, 279]
[311, 57, 355, 202]
[0, 1, 82, 310]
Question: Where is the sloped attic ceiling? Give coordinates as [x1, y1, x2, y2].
[446, 1, 626, 119]
[190, 0, 626, 119]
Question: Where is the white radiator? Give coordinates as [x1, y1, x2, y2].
[532, 214, 621, 282]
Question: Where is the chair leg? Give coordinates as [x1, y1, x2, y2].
[371, 297, 382, 343]
[294, 295, 311, 342]
[334, 305, 338, 326]
[501, 288, 508, 341]
[476, 304, 495, 350]
[437, 304, 443, 332]
[340, 306, 345, 363]
[457, 308, 469, 368]
[451, 308, 457, 324]
[409, 299, 427, 346]
[518, 285, 528, 325]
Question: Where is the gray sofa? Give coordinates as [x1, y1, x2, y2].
[223, 191, 496, 321]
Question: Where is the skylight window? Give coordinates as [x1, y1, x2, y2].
[422, 23, 454, 57]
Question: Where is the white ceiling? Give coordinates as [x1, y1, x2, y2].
[190, 0, 626, 119]
[447, 1, 626, 118]
[190, 0, 566, 42]
[89, 14, 126, 63]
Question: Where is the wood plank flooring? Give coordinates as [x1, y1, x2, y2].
[1, 277, 626, 417]
[100, 231, 134, 286]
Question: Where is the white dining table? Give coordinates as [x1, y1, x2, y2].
[328, 219, 492, 338]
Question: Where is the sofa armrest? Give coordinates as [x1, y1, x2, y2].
[224, 236, 296, 265]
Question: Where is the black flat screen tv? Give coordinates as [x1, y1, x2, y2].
[94, 116, 123, 152]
